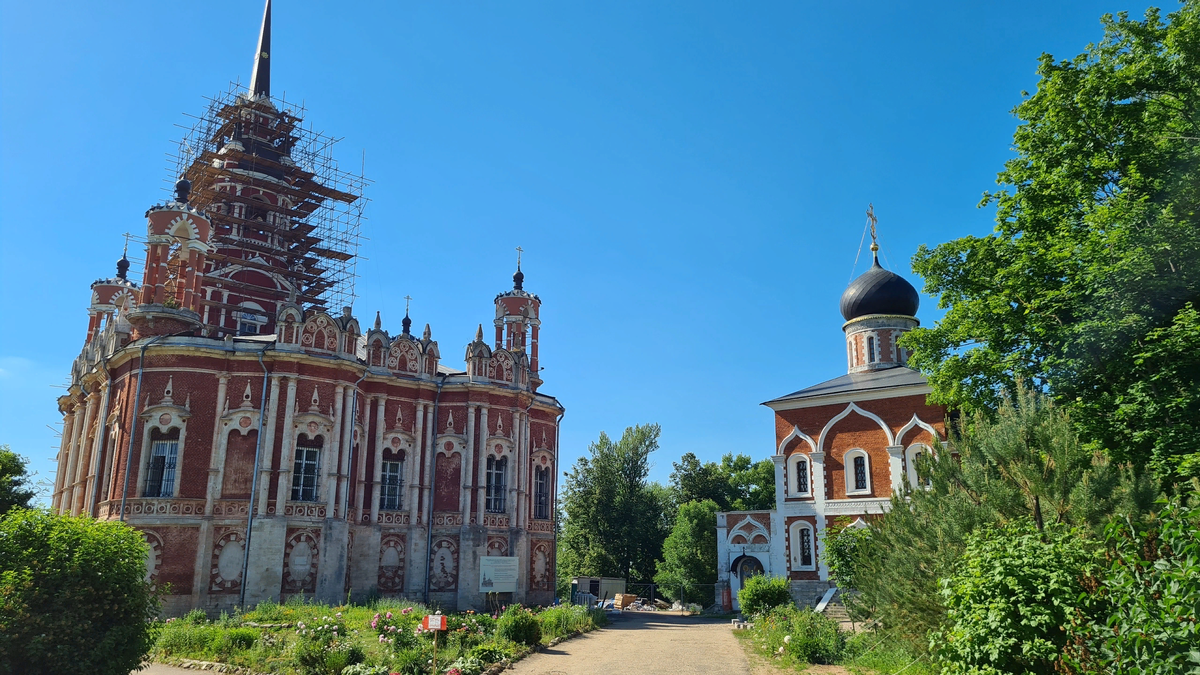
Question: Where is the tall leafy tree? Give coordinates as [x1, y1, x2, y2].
[0, 446, 36, 516]
[854, 386, 1155, 650]
[653, 499, 719, 604]
[669, 452, 775, 511]
[558, 424, 670, 583]
[902, 2, 1200, 479]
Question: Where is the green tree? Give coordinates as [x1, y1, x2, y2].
[854, 385, 1154, 650]
[823, 520, 871, 591]
[0, 446, 36, 516]
[668, 452, 775, 512]
[0, 509, 160, 675]
[670, 453, 732, 510]
[653, 499, 719, 604]
[721, 454, 775, 511]
[902, 2, 1200, 480]
[558, 424, 670, 583]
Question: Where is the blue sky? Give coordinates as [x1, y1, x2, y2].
[0, 1, 1159, 498]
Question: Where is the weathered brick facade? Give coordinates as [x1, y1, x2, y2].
[51, 6, 561, 615]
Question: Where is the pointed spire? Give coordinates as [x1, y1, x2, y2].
[475, 324, 484, 342]
[374, 311, 382, 331]
[249, 0, 272, 98]
[423, 323, 432, 341]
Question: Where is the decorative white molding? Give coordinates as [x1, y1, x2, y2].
[896, 413, 940, 446]
[817, 401, 896, 451]
[777, 425, 817, 455]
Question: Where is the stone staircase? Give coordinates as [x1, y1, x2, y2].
[820, 599, 851, 623]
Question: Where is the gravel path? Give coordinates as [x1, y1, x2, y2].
[508, 611, 767, 675]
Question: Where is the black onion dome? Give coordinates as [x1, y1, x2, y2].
[839, 256, 919, 321]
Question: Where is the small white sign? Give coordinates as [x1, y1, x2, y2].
[479, 556, 519, 593]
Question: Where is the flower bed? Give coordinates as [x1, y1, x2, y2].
[151, 600, 606, 675]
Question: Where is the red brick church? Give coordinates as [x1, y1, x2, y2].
[716, 230, 947, 610]
[51, 1, 562, 615]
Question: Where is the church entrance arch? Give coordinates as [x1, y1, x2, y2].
[732, 555, 764, 585]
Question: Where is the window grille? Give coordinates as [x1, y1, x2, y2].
[380, 460, 403, 510]
[796, 459, 809, 494]
[534, 467, 550, 520]
[853, 455, 867, 491]
[143, 440, 179, 497]
[867, 336, 877, 363]
[292, 442, 321, 502]
[799, 527, 813, 567]
[486, 456, 507, 513]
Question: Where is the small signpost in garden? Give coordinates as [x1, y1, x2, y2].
[422, 613, 446, 671]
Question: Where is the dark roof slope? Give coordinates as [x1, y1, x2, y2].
[764, 366, 928, 405]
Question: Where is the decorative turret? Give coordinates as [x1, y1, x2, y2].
[841, 207, 920, 373]
[494, 248, 542, 390]
[86, 241, 140, 342]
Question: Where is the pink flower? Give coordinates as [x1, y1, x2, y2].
[386, 612, 393, 619]
[401, 607, 413, 615]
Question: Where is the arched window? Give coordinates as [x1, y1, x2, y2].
[486, 456, 507, 513]
[291, 434, 322, 502]
[533, 466, 550, 520]
[906, 444, 933, 490]
[237, 301, 267, 336]
[867, 335, 877, 363]
[787, 453, 812, 497]
[380, 454, 404, 510]
[844, 449, 871, 495]
[790, 521, 816, 570]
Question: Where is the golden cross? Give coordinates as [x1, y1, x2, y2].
[866, 204, 878, 251]
[515, 246, 523, 268]
[122, 232, 133, 255]
[404, 295, 412, 314]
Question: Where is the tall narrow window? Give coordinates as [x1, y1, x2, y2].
[533, 466, 550, 520]
[867, 336, 877, 363]
[380, 459, 404, 510]
[144, 439, 179, 497]
[291, 439, 321, 502]
[796, 459, 809, 494]
[799, 527, 813, 567]
[853, 455, 867, 491]
[486, 456, 507, 513]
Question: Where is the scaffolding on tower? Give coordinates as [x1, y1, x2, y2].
[166, 82, 368, 325]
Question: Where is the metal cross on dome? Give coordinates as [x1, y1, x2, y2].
[404, 295, 412, 314]
[866, 204, 878, 250]
[515, 245, 523, 268]
[122, 231, 133, 255]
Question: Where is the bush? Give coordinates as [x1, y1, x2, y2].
[154, 622, 219, 656]
[495, 605, 541, 646]
[0, 509, 160, 675]
[468, 641, 518, 663]
[932, 521, 1097, 675]
[294, 637, 364, 675]
[737, 574, 793, 616]
[341, 665, 390, 675]
[212, 627, 257, 657]
[760, 606, 845, 664]
[1065, 492, 1200, 674]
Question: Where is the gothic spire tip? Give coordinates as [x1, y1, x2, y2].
[249, 0, 272, 98]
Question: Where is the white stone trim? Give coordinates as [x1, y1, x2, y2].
[786, 453, 813, 498]
[896, 413, 940, 446]
[766, 383, 931, 411]
[788, 520, 817, 571]
[905, 443, 934, 491]
[817, 402, 896, 451]
[843, 448, 872, 496]
[777, 425, 817, 455]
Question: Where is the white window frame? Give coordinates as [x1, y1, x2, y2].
[533, 466, 551, 520]
[789, 520, 817, 571]
[867, 335, 877, 363]
[380, 459, 404, 510]
[906, 443, 933, 490]
[844, 448, 871, 496]
[786, 452, 812, 498]
[143, 438, 179, 498]
[485, 455, 507, 513]
[291, 441, 321, 502]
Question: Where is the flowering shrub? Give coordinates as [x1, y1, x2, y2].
[371, 608, 421, 650]
[296, 615, 348, 644]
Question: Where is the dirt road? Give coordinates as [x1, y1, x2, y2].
[508, 611, 768, 675]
